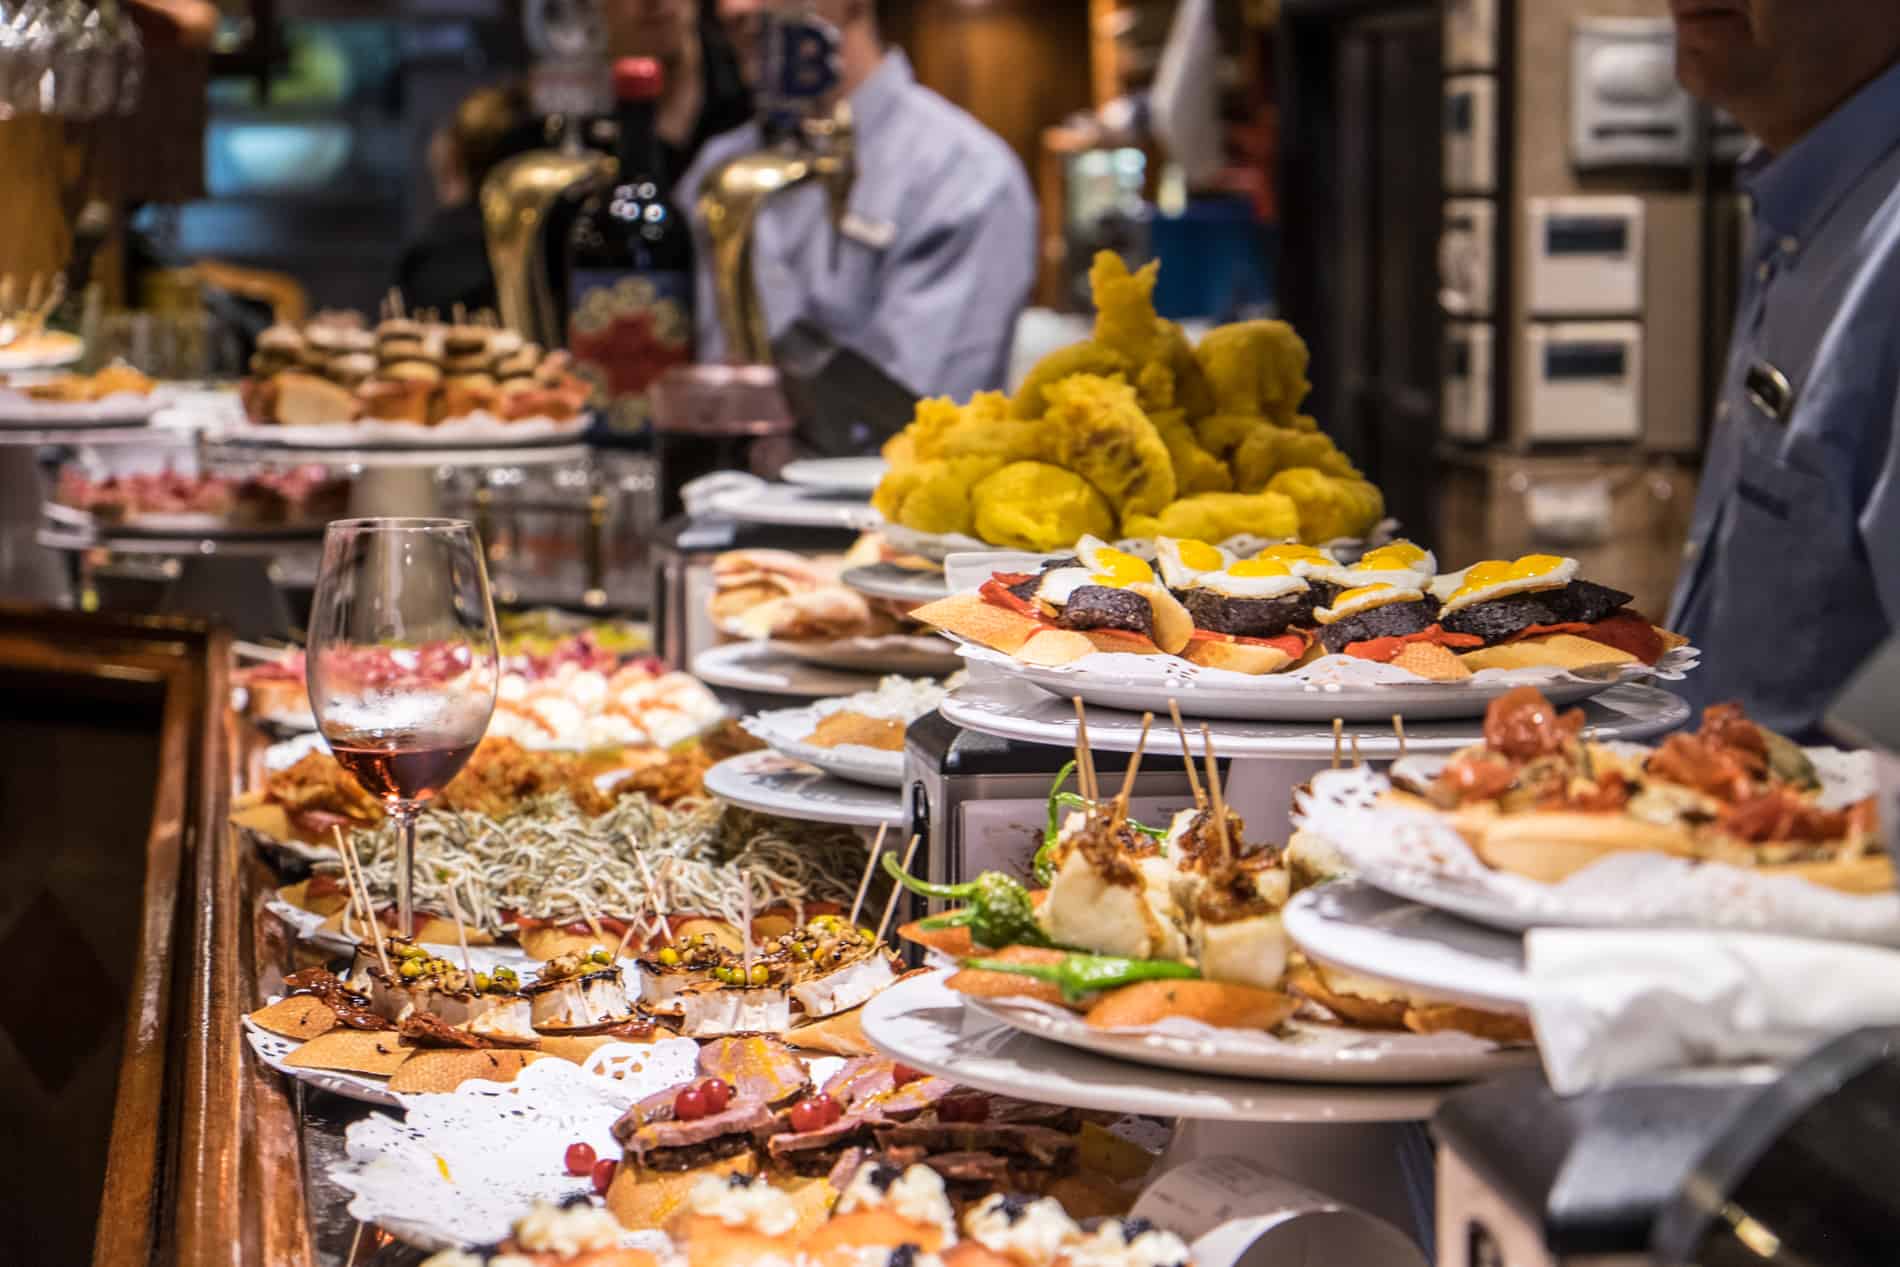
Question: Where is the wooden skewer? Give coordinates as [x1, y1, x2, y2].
[1071, 696, 1099, 801]
[848, 822, 888, 927]
[445, 885, 476, 981]
[1114, 712, 1154, 823]
[876, 835, 922, 945]
[1168, 698, 1205, 809]
[610, 915, 640, 963]
[1200, 726, 1231, 865]
[634, 852, 670, 945]
[1332, 718, 1344, 770]
[578, 901, 607, 949]
[739, 872, 755, 981]
[336, 826, 391, 978]
[330, 825, 366, 942]
[1392, 714, 1407, 761]
[1352, 734, 1363, 768]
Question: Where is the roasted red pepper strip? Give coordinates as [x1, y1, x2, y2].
[1343, 625, 1483, 662]
[1189, 628, 1311, 659]
[1506, 613, 1666, 665]
[979, 576, 1047, 621]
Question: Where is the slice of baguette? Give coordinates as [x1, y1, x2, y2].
[1458, 633, 1637, 673]
[271, 371, 360, 425]
[910, 591, 1046, 654]
[1467, 810, 1699, 883]
[1180, 637, 1295, 675]
[1084, 979, 1299, 1032]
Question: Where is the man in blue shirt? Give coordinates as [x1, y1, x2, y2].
[680, 0, 1037, 399]
[1667, 2, 1900, 737]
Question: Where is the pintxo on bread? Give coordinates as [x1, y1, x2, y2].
[914, 534, 1686, 683]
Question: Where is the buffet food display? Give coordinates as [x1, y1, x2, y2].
[55, 462, 351, 530]
[236, 305, 590, 436]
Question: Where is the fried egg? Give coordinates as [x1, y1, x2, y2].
[1435, 554, 1579, 614]
[1154, 537, 1235, 589]
[1197, 555, 1310, 601]
[1033, 567, 1095, 608]
[1302, 539, 1438, 589]
[1250, 543, 1338, 577]
[1314, 583, 1426, 625]
[1073, 535, 1156, 588]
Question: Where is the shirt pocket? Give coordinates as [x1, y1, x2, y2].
[1706, 417, 1858, 722]
[806, 234, 888, 340]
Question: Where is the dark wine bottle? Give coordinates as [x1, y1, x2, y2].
[565, 57, 695, 437]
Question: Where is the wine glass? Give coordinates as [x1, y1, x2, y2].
[307, 518, 499, 936]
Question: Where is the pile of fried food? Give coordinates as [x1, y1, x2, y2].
[6, 362, 156, 401]
[1386, 687, 1889, 892]
[240, 303, 587, 426]
[710, 545, 925, 643]
[422, 1158, 1183, 1267]
[919, 535, 1686, 678]
[875, 251, 1384, 551]
[899, 718, 1530, 1045]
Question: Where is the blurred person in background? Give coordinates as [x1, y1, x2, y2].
[606, 0, 753, 179]
[396, 3, 749, 316]
[679, 0, 1036, 398]
[396, 83, 534, 314]
[1664, 1, 1900, 737]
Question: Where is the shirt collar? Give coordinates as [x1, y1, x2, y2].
[848, 48, 913, 134]
[1744, 57, 1900, 246]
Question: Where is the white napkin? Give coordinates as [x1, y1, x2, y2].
[1527, 928, 1900, 1095]
[681, 471, 765, 518]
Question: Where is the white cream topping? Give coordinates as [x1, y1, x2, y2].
[964, 1195, 1081, 1263]
[513, 1201, 624, 1255]
[836, 1164, 957, 1242]
[417, 1252, 484, 1267]
[685, 1172, 801, 1237]
[1062, 1221, 1193, 1267]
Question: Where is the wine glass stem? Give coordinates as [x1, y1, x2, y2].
[395, 804, 419, 936]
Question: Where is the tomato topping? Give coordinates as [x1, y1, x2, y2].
[1342, 625, 1484, 662]
[564, 1142, 596, 1175]
[1437, 754, 1518, 804]
[979, 577, 1047, 621]
[701, 1078, 732, 1113]
[1719, 785, 1851, 843]
[891, 1063, 927, 1088]
[1506, 612, 1667, 665]
[591, 1158, 618, 1195]
[674, 1085, 710, 1121]
[789, 1095, 841, 1133]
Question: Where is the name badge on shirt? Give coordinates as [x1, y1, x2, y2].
[840, 212, 896, 251]
[1745, 360, 1795, 425]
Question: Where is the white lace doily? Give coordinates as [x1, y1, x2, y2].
[1295, 765, 1900, 944]
[330, 1045, 845, 1250]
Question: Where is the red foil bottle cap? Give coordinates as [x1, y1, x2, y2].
[613, 58, 665, 101]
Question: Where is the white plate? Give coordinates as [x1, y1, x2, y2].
[940, 670, 1691, 758]
[691, 640, 882, 698]
[1284, 881, 1528, 1013]
[0, 386, 167, 427]
[1295, 764, 1900, 944]
[771, 633, 962, 676]
[861, 972, 1448, 1121]
[742, 700, 911, 789]
[779, 456, 888, 495]
[840, 562, 948, 606]
[957, 641, 1700, 723]
[705, 482, 881, 531]
[212, 412, 590, 450]
[961, 994, 1531, 1085]
[702, 750, 904, 827]
[0, 332, 82, 372]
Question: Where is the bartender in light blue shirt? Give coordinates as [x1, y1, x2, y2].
[1666, 2, 1900, 738]
[680, 0, 1036, 399]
